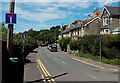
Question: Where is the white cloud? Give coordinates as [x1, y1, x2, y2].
[83, 12, 93, 16]
[2, 2, 93, 24]
[98, 0, 119, 7]
[15, 4, 72, 22]
[14, 23, 51, 33]
[3, 0, 119, 2]
[1, 0, 98, 2]
[84, 14, 89, 16]
[52, 2, 93, 9]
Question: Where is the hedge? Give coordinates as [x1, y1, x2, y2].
[69, 34, 120, 59]
[58, 38, 71, 51]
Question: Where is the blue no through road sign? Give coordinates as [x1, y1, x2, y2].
[5, 13, 16, 24]
[22, 34, 28, 39]
[98, 35, 101, 40]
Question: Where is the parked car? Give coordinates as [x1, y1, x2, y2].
[47, 44, 57, 52]
[51, 44, 57, 52]
[47, 44, 52, 50]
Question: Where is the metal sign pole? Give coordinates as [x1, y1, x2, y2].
[23, 39, 25, 60]
[100, 41, 102, 62]
[98, 35, 102, 62]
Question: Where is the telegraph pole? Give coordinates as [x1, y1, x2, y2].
[7, 0, 15, 56]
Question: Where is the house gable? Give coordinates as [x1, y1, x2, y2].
[84, 17, 101, 27]
[101, 7, 110, 17]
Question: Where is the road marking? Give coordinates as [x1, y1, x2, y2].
[72, 58, 119, 72]
[80, 70, 101, 81]
[37, 59, 52, 83]
[88, 75, 100, 81]
[37, 65, 45, 79]
[62, 61, 65, 63]
[37, 59, 55, 83]
[54, 58, 57, 60]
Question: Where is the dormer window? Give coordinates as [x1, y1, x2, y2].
[103, 16, 109, 26]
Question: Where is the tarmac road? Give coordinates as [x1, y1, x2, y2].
[36, 47, 118, 83]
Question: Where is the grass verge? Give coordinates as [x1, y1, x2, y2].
[69, 51, 120, 66]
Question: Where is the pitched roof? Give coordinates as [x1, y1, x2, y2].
[105, 6, 120, 16]
[83, 18, 93, 25]
[83, 17, 101, 26]
[112, 26, 120, 32]
[60, 21, 84, 34]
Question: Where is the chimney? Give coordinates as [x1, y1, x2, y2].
[88, 14, 92, 20]
[93, 9, 101, 17]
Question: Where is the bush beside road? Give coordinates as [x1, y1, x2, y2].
[59, 34, 120, 65]
[70, 51, 120, 65]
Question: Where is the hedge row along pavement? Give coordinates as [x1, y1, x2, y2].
[59, 34, 120, 65]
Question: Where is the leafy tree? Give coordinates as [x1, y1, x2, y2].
[1, 22, 7, 40]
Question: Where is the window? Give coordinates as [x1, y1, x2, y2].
[106, 30, 108, 33]
[103, 16, 109, 26]
[78, 30, 79, 35]
[105, 29, 110, 34]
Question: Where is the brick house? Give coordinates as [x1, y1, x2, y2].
[100, 6, 120, 34]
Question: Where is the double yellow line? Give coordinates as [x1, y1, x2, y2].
[37, 59, 55, 83]
[72, 58, 120, 72]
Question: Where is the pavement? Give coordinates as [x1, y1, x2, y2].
[58, 50, 119, 71]
[24, 48, 44, 83]
[24, 47, 119, 83]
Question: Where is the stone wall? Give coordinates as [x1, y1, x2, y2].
[84, 18, 101, 35]
[110, 17, 119, 31]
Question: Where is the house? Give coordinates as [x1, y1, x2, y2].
[100, 6, 120, 34]
[112, 26, 120, 34]
[83, 9, 101, 35]
[59, 9, 102, 40]
[71, 20, 84, 40]
[59, 25, 72, 39]
[61, 20, 84, 40]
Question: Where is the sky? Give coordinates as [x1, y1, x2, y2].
[1, 0, 119, 33]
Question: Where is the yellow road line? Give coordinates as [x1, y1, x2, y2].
[37, 60, 48, 77]
[37, 59, 55, 83]
[72, 58, 119, 72]
[39, 60, 55, 83]
[37, 59, 52, 83]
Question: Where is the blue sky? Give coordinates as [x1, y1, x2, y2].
[1, 0, 119, 33]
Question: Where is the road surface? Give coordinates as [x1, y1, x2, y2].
[36, 47, 118, 83]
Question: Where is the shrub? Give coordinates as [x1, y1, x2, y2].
[101, 34, 120, 59]
[69, 40, 79, 51]
[44, 41, 49, 46]
[58, 38, 71, 51]
[69, 34, 120, 60]
[77, 35, 99, 56]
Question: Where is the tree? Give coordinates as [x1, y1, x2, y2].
[1, 22, 7, 40]
[62, 25, 68, 30]
[50, 26, 56, 30]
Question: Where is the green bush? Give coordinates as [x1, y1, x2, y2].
[44, 41, 49, 46]
[69, 34, 120, 59]
[58, 38, 71, 51]
[102, 34, 120, 59]
[71, 51, 120, 65]
[70, 35, 99, 56]
[69, 40, 79, 51]
[102, 58, 120, 65]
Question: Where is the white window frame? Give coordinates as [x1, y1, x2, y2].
[103, 16, 109, 26]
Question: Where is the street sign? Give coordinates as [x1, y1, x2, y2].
[21, 34, 28, 39]
[98, 35, 101, 40]
[5, 13, 16, 24]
